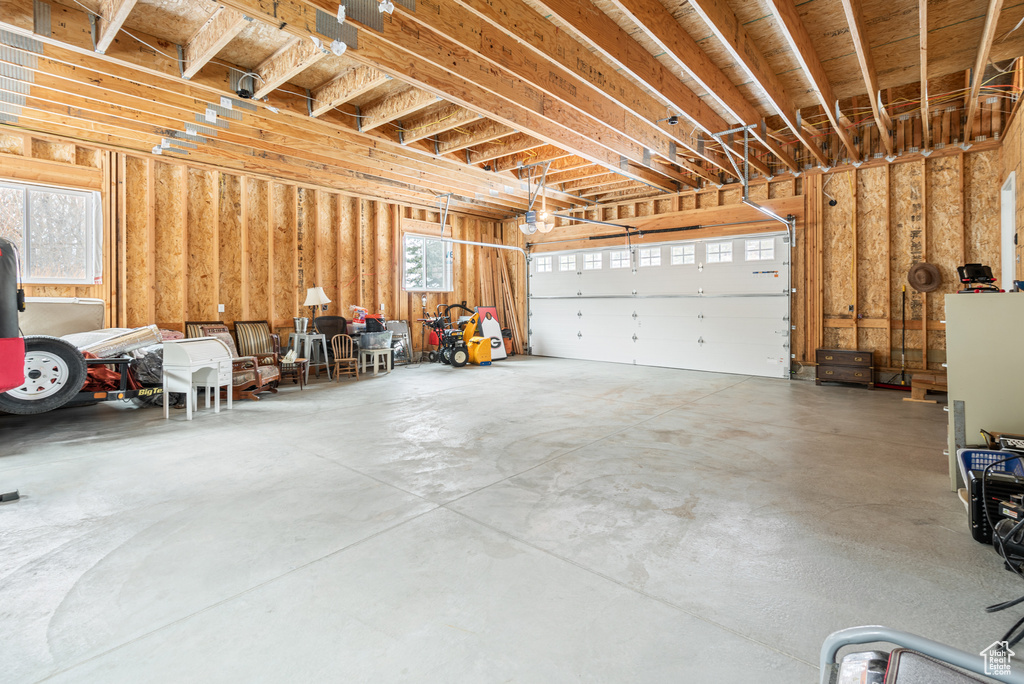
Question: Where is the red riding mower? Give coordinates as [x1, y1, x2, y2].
[0, 237, 163, 415]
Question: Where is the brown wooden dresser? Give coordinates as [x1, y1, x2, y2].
[815, 349, 874, 389]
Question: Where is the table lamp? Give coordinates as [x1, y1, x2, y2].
[304, 286, 331, 333]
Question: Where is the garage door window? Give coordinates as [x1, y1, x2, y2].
[610, 251, 630, 269]
[0, 180, 103, 284]
[584, 253, 602, 270]
[671, 244, 695, 265]
[403, 234, 453, 291]
[706, 241, 732, 263]
[745, 238, 774, 261]
[639, 247, 661, 267]
[535, 255, 552, 273]
[559, 255, 577, 271]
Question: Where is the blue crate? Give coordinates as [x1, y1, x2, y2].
[958, 449, 1024, 486]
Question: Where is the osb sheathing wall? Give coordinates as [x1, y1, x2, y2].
[1001, 106, 1024, 281]
[813, 150, 1001, 373]
[0, 131, 517, 350]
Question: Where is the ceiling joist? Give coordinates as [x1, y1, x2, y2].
[964, 0, 1006, 143]
[253, 35, 328, 100]
[310, 65, 390, 118]
[181, 6, 249, 80]
[839, 0, 895, 157]
[95, 0, 137, 54]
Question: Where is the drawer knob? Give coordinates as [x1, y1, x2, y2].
[855, 372, 863, 377]
[854, 356, 863, 362]
[825, 355, 833, 360]
[825, 370, 834, 375]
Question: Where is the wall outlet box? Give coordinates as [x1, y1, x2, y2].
[218, 304, 225, 313]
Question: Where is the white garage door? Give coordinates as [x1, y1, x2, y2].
[528, 233, 791, 378]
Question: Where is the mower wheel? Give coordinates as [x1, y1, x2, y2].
[427, 351, 439, 363]
[0, 336, 87, 415]
[451, 347, 469, 367]
[440, 348, 452, 365]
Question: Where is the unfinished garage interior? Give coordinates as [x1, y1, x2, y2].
[4, 0, 1024, 679]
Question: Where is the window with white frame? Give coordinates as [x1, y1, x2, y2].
[403, 233, 453, 291]
[639, 247, 661, 267]
[745, 238, 775, 261]
[670, 244, 695, 265]
[609, 250, 630, 269]
[705, 241, 733, 263]
[559, 254, 577, 271]
[0, 180, 102, 284]
[583, 252, 602, 270]
[534, 255, 552, 273]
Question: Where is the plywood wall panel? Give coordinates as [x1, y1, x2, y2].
[822, 170, 854, 318]
[0, 134, 24, 155]
[123, 156, 150, 327]
[153, 162, 185, 327]
[720, 187, 742, 205]
[219, 173, 243, 324]
[186, 168, 217, 321]
[856, 166, 888, 319]
[75, 147, 102, 168]
[319, 191, 339, 309]
[247, 178, 270, 322]
[31, 139, 75, 164]
[297, 187, 314, 303]
[360, 200, 375, 309]
[271, 183, 295, 325]
[965, 150, 1001, 279]
[338, 196, 359, 311]
[925, 156, 964, 322]
[747, 182, 769, 201]
[889, 162, 925, 331]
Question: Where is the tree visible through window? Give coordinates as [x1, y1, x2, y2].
[403, 234, 453, 292]
[0, 180, 102, 284]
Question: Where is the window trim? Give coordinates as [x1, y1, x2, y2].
[671, 244, 696, 265]
[0, 179, 103, 285]
[402, 232, 454, 292]
[705, 240, 733, 264]
[744, 237, 775, 262]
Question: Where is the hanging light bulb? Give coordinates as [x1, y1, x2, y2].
[331, 39, 347, 56]
[378, 0, 394, 13]
[337, 4, 346, 23]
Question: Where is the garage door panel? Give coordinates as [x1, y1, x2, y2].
[529, 233, 791, 378]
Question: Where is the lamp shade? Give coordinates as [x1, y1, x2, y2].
[303, 286, 331, 307]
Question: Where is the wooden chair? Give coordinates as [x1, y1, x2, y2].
[331, 334, 358, 381]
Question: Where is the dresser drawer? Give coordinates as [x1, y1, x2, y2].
[816, 349, 872, 368]
[816, 365, 872, 383]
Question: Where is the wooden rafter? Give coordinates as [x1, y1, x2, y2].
[839, 0, 895, 156]
[684, 0, 829, 167]
[398, 0, 721, 183]
[95, 0, 137, 54]
[399, 103, 481, 145]
[310, 65, 390, 118]
[216, 0, 694, 192]
[964, 0, 1005, 142]
[919, 0, 931, 150]
[469, 133, 546, 165]
[581, 181, 638, 197]
[607, 0, 798, 172]
[360, 87, 440, 132]
[552, 165, 610, 186]
[492, 145, 573, 173]
[0, 14, 576, 214]
[766, 0, 860, 162]
[528, 0, 737, 179]
[254, 36, 327, 100]
[182, 7, 249, 80]
[436, 120, 514, 155]
[563, 173, 629, 192]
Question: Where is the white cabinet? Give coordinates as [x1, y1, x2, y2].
[945, 294, 1024, 489]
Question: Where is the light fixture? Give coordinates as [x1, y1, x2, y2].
[657, 115, 680, 125]
[331, 39, 347, 56]
[378, 0, 394, 13]
[303, 286, 332, 332]
[337, 3, 346, 23]
[310, 36, 324, 50]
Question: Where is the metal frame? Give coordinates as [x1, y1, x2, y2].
[820, 626, 1020, 684]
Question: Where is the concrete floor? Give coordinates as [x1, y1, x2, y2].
[1, 357, 1019, 682]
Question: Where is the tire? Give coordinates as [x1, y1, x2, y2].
[451, 347, 469, 368]
[427, 351, 439, 363]
[0, 336, 87, 415]
[440, 348, 452, 365]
